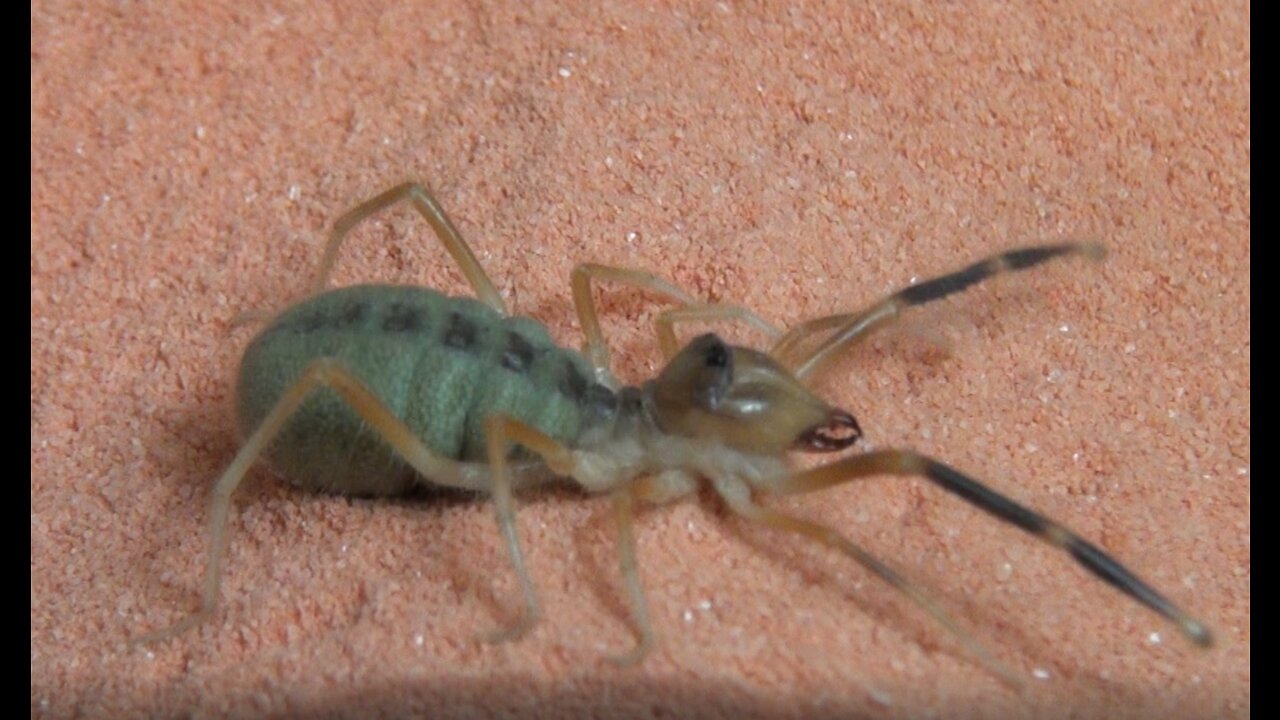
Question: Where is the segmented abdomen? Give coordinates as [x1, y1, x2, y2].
[236, 285, 598, 495]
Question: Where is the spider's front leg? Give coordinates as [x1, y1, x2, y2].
[569, 263, 779, 384]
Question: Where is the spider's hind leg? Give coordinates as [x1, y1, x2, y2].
[233, 182, 510, 328]
[135, 359, 486, 644]
[318, 183, 507, 313]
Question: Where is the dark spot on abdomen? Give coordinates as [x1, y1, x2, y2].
[382, 302, 425, 333]
[336, 301, 366, 326]
[297, 311, 329, 333]
[444, 313, 478, 350]
[294, 300, 367, 333]
[501, 331, 536, 373]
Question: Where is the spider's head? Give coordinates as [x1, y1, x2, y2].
[649, 333, 861, 456]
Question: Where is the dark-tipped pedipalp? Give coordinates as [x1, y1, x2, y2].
[772, 242, 1105, 379]
[776, 449, 1213, 648]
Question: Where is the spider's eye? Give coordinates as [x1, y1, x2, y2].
[662, 334, 733, 410]
[704, 339, 729, 368]
[692, 335, 733, 408]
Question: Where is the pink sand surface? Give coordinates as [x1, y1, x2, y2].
[33, 3, 1248, 718]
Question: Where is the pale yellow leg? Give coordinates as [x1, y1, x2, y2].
[316, 182, 507, 314]
[772, 243, 1104, 380]
[770, 450, 1212, 648]
[770, 307, 896, 378]
[607, 488, 655, 665]
[481, 415, 577, 642]
[710, 474, 1023, 688]
[136, 359, 483, 644]
[570, 264, 778, 376]
[654, 304, 781, 361]
[570, 263, 699, 378]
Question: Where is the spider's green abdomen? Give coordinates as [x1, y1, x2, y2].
[237, 285, 597, 495]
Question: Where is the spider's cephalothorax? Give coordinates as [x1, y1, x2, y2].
[648, 333, 862, 455]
